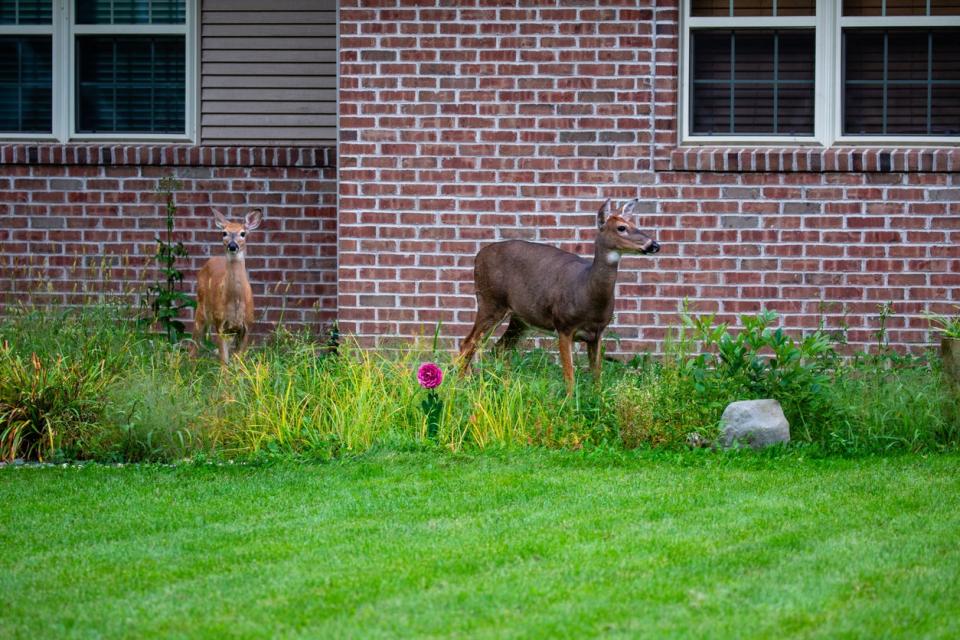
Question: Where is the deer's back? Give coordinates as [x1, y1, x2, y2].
[474, 240, 590, 329]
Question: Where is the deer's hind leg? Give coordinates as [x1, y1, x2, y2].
[494, 316, 527, 354]
[458, 299, 508, 374]
[586, 336, 603, 382]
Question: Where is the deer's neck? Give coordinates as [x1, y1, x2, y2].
[224, 254, 249, 293]
[587, 238, 620, 303]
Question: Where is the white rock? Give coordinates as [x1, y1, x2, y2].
[719, 399, 790, 449]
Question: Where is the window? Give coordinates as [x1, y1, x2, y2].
[0, 0, 194, 141]
[681, 0, 960, 144]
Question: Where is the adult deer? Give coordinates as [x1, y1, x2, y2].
[192, 208, 263, 365]
[458, 199, 660, 394]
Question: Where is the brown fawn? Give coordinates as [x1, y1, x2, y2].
[458, 199, 660, 394]
[192, 208, 263, 365]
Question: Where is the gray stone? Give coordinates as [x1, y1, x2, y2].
[719, 399, 790, 449]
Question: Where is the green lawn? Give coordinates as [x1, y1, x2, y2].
[2, 451, 959, 639]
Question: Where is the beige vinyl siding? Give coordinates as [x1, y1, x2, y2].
[200, 0, 336, 145]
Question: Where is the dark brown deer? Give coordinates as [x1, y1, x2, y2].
[458, 199, 660, 394]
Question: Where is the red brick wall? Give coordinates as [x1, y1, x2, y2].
[0, 145, 337, 335]
[337, 0, 960, 354]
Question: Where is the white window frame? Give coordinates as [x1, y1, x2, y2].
[0, 0, 197, 143]
[679, 0, 960, 147]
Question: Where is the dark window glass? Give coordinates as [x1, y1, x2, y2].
[690, 29, 815, 135]
[843, 29, 960, 135]
[76, 36, 185, 134]
[692, 0, 814, 16]
[76, 0, 185, 25]
[0, 0, 52, 24]
[844, 0, 960, 15]
[0, 36, 52, 133]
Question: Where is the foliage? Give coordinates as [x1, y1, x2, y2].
[1, 301, 959, 461]
[613, 360, 716, 449]
[100, 351, 218, 462]
[141, 176, 195, 343]
[924, 306, 960, 339]
[676, 309, 836, 432]
[0, 341, 114, 461]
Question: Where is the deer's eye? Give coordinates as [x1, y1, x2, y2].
[617, 225, 627, 233]
[240, 232, 246, 238]
[222, 232, 228, 238]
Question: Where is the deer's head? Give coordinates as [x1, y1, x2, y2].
[213, 209, 262, 260]
[597, 199, 660, 260]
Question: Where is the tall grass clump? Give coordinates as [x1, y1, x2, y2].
[100, 350, 219, 462]
[0, 341, 114, 461]
[0, 303, 215, 462]
[215, 336, 420, 456]
[210, 334, 620, 458]
[811, 353, 960, 454]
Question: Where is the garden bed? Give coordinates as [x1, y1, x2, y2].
[2, 303, 959, 463]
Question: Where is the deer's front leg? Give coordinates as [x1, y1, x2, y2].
[216, 331, 230, 366]
[558, 332, 575, 396]
[237, 326, 251, 356]
[587, 338, 602, 382]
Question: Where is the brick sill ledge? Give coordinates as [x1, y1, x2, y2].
[668, 147, 960, 173]
[0, 144, 337, 168]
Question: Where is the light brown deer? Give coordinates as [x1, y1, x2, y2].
[458, 199, 660, 394]
[192, 208, 263, 365]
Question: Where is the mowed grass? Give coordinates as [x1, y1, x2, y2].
[2, 451, 959, 639]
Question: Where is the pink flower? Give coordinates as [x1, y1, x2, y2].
[417, 362, 443, 389]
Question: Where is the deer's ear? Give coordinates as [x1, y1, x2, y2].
[620, 199, 638, 220]
[245, 209, 263, 231]
[597, 199, 612, 228]
[212, 208, 229, 229]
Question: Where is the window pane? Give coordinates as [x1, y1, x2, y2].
[0, 36, 52, 133]
[887, 31, 928, 80]
[845, 31, 885, 81]
[690, 29, 814, 136]
[691, 0, 814, 16]
[0, 0, 52, 24]
[843, 28, 960, 135]
[76, 36, 185, 134]
[843, 0, 883, 15]
[886, 0, 931, 15]
[734, 31, 774, 79]
[734, 84, 774, 132]
[887, 85, 929, 133]
[691, 0, 731, 16]
[845, 84, 884, 133]
[932, 0, 960, 16]
[845, 0, 960, 15]
[931, 85, 960, 133]
[733, 0, 774, 16]
[777, 84, 815, 133]
[76, 0, 185, 25]
[693, 83, 732, 133]
[932, 30, 960, 79]
[779, 31, 816, 80]
[777, 0, 816, 16]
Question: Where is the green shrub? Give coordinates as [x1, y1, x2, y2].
[612, 361, 717, 449]
[677, 309, 836, 430]
[100, 351, 217, 462]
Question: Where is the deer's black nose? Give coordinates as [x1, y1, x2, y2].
[647, 241, 660, 254]
[227, 242, 239, 252]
